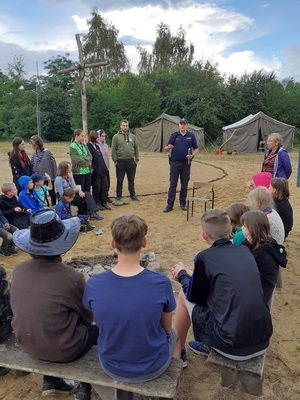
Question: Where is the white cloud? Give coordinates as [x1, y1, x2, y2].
[0, 2, 292, 80]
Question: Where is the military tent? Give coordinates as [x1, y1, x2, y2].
[222, 111, 294, 153]
[135, 113, 204, 152]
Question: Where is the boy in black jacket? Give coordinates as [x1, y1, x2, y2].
[171, 209, 273, 366]
[0, 183, 29, 230]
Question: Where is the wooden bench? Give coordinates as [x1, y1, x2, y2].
[0, 334, 182, 400]
[207, 348, 265, 396]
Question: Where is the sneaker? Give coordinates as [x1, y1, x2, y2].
[181, 348, 187, 368]
[188, 341, 210, 357]
[130, 196, 139, 201]
[42, 378, 76, 396]
[113, 199, 124, 206]
[8, 247, 19, 255]
[95, 228, 105, 235]
[163, 205, 173, 213]
[180, 204, 187, 211]
[86, 225, 95, 232]
[0, 250, 13, 258]
[0, 367, 10, 377]
[106, 197, 113, 203]
[74, 383, 92, 400]
[95, 204, 105, 211]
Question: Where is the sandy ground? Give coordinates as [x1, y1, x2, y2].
[0, 142, 300, 400]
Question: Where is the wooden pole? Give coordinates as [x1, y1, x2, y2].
[57, 34, 109, 140]
[76, 34, 88, 139]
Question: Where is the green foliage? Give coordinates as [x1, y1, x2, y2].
[137, 23, 194, 74]
[82, 8, 130, 81]
[0, 18, 300, 144]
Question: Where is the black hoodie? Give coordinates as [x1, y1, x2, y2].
[243, 239, 287, 303]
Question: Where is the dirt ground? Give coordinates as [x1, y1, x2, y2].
[0, 142, 300, 400]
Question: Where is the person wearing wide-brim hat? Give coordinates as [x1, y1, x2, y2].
[10, 209, 98, 400]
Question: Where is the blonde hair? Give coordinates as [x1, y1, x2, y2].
[201, 209, 231, 241]
[248, 187, 273, 211]
[1, 182, 16, 194]
[268, 133, 283, 147]
[111, 214, 148, 254]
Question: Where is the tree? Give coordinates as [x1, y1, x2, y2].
[137, 23, 194, 74]
[6, 55, 27, 80]
[82, 8, 130, 81]
[38, 55, 76, 140]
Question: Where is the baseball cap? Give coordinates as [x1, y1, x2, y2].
[31, 172, 46, 183]
[180, 118, 188, 124]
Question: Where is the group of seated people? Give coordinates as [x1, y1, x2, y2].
[0, 164, 293, 399]
[0, 161, 108, 256]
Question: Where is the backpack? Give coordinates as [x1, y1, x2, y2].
[0, 266, 13, 342]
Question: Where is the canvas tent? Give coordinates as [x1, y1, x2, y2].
[222, 111, 294, 153]
[135, 113, 204, 152]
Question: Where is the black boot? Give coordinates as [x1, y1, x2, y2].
[101, 203, 111, 210]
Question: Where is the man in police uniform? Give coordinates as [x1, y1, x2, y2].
[163, 118, 198, 212]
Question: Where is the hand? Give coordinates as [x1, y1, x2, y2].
[44, 172, 51, 181]
[164, 144, 174, 152]
[79, 191, 85, 198]
[4, 223, 10, 230]
[186, 154, 193, 160]
[171, 262, 186, 280]
[15, 207, 22, 212]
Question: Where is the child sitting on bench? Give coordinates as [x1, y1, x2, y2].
[83, 214, 177, 382]
[171, 209, 273, 365]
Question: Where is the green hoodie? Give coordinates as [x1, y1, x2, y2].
[111, 131, 139, 163]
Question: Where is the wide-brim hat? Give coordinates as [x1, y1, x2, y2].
[13, 209, 80, 256]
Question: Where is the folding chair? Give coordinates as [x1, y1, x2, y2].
[187, 182, 215, 221]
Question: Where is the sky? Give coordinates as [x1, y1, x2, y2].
[0, 0, 300, 81]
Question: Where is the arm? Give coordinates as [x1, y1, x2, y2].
[47, 150, 57, 180]
[111, 135, 117, 163]
[160, 311, 173, 333]
[54, 177, 64, 197]
[133, 136, 139, 162]
[18, 193, 32, 213]
[69, 146, 92, 167]
[280, 151, 292, 179]
[163, 133, 175, 152]
[44, 173, 53, 190]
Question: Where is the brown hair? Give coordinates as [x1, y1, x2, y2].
[30, 135, 44, 150]
[241, 210, 270, 249]
[226, 202, 249, 229]
[1, 182, 16, 194]
[63, 188, 75, 198]
[57, 161, 71, 177]
[270, 178, 289, 201]
[9, 137, 30, 167]
[89, 130, 99, 143]
[248, 187, 273, 211]
[201, 209, 231, 241]
[111, 214, 148, 254]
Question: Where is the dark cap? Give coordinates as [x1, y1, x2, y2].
[31, 172, 46, 183]
[179, 118, 188, 124]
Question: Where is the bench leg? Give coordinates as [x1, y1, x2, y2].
[93, 385, 133, 400]
[219, 366, 238, 388]
[238, 371, 264, 396]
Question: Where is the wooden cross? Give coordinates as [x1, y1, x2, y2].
[57, 33, 109, 138]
